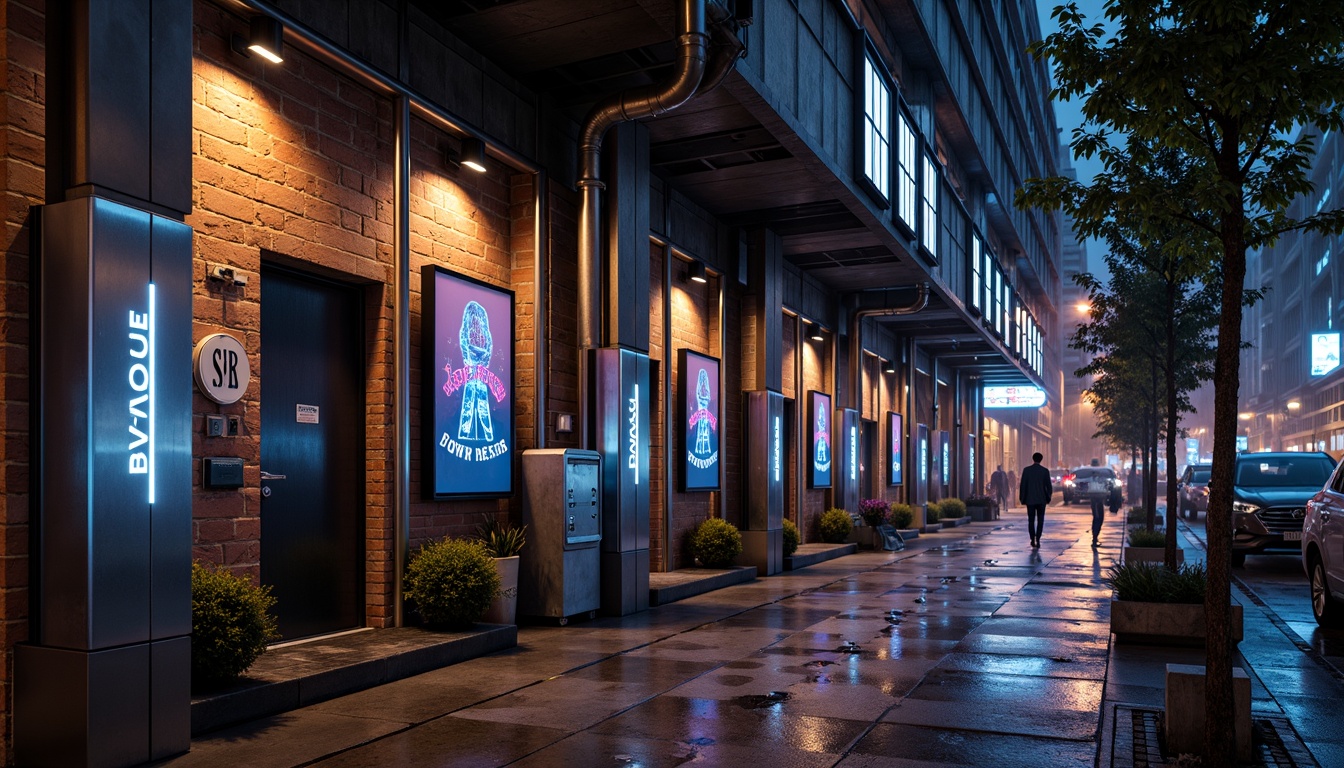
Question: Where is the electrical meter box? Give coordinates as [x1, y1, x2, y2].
[519, 449, 602, 622]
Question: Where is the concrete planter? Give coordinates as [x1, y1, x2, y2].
[1110, 600, 1242, 646]
[482, 556, 520, 625]
[1123, 547, 1184, 566]
[937, 515, 971, 528]
[848, 526, 881, 549]
[966, 504, 998, 522]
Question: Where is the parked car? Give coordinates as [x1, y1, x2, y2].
[1051, 469, 1070, 498]
[1231, 451, 1336, 567]
[1177, 463, 1212, 519]
[1305, 462, 1344, 626]
[1065, 466, 1122, 510]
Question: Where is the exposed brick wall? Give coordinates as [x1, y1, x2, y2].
[801, 330, 830, 539]
[665, 258, 715, 570]
[0, 0, 42, 760]
[190, 4, 539, 630]
[782, 314, 798, 533]
[649, 243, 666, 571]
[721, 280, 743, 530]
[545, 181, 580, 450]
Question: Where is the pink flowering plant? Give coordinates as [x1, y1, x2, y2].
[858, 498, 890, 527]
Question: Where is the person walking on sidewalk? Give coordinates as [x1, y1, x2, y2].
[1083, 458, 1109, 547]
[1019, 452, 1052, 548]
[990, 465, 1008, 511]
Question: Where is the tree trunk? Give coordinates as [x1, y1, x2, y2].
[1165, 278, 1180, 570]
[1205, 208, 1248, 766]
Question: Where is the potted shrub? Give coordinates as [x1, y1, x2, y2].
[852, 499, 890, 547]
[818, 508, 852, 544]
[889, 502, 915, 531]
[405, 537, 501, 629]
[191, 561, 279, 692]
[924, 501, 942, 530]
[936, 498, 968, 526]
[477, 519, 527, 624]
[1124, 525, 1183, 566]
[782, 518, 800, 558]
[1107, 561, 1242, 645]
[691, 517, 743, 568]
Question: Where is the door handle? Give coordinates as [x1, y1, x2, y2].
[261, 471, 287, 480]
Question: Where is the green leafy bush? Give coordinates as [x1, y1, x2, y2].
[1126, 506, 1156, 523]
[938, 498, 967, 519]
[888, 503, 915, 529]
[818, 508, 852, 543]
[191, 562, 279, 691]
[476, 518, 527, 557]
[1128, 526, 1166, 548]
[691, 517, 743, 568]
[782, 518, 800, 557]
[405, 538, 501, 628]
[1107, 561, 1206, 604]
[925, 501, 942, 522]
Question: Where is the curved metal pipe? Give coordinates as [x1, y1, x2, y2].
[578, 0, 708, 445]
[849, 283, 931, 414]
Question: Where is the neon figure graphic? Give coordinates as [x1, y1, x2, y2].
[456, 300, 494, 441]
[689, 368, 716, 458]
[814, 408, 831, 471]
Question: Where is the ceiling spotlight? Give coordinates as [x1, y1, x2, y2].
[687, 259, 708, 284]
[459, 138, 488, 173]
[231, 16, 284, 64]
[807, 322, 824, 342]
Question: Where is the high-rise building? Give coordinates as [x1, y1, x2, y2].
[0, 1, 1062, 762]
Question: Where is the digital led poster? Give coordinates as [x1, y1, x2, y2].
[888, 412, 903, 486]
[679, 349, 721, 491]
[809, 391, 833, 489]
[422, 265, 514, 498]
[1311, 332, 1341, 376]
[983, 385, 1047, 408]
[939, 430, 951, 487]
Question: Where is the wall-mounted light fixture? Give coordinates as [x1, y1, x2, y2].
[231, 16, 284, 64]
[806, 322, 824, 342]
[687, 259, 708, 284]
[1287, 399, 1302, 412]
[882, 359, 896, 374]
[459, 138, 488, 173]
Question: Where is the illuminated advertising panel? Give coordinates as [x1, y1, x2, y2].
[983, 385, 1047, 408]
[809, 391, 832, 488]
[679, 349, 721, 491]
[888, 412, 903, 486]
[1311, 332, 1340, 376]
[940, 430, 950, 487]
[423, 266, 514, 498]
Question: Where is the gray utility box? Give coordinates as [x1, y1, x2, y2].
[519, 449, 602, 622]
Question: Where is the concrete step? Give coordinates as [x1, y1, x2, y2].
[648, 565, 757, 606]
[784, 542, 857, 571]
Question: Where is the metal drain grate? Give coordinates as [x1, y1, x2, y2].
[1112, 707, 1319, 767]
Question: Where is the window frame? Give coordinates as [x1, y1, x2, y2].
[894, 104, 919, 236]
[920, 150, 940, 263]
[854, 42, 894, 210]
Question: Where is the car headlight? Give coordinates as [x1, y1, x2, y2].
[1232, 500, 1262, 515]
[1064, 480, 1074, 487]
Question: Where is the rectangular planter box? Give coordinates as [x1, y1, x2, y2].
[937, 515, 971, 528]
[1123, 547, 1184, 566]
[966, 505, 998, 522]
[1111, 601, 1242, 646]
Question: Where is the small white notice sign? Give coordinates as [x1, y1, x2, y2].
[296, 404, 319, 424]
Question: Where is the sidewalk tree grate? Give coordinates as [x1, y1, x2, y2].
[1113, 707, 1319, 767]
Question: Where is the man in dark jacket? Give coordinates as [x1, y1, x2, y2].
[1019, 452, 1052, 548]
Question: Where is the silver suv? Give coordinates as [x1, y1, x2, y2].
[1304, 460, 1344, 626]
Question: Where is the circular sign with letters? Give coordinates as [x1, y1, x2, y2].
[193, 333, 251, 404]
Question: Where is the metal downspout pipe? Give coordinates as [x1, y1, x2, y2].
[849, 283, 931, 414]
[577, 0, 708, 445]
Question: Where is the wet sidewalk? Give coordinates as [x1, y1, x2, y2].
[156, 504, 1329, 767]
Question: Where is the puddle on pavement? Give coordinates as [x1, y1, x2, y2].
[733, 691, 791, 709]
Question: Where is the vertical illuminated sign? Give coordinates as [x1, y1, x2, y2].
[128, 284, 156, 503]
[630, 384, 640, 485]
[772, 414, 781, 483]
[888, 412, 903, 485]
[422, 266, 515, 498]
[849, 424, 858, 482]
[941, 432, 950, 486]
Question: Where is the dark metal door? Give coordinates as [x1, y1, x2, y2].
[261, 267, 364, 640]
[860, 420, 877, 499]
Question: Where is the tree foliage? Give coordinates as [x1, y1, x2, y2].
[1020, 2, 1344, 762]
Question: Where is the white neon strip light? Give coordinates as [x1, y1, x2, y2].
[148, 282, 156, 505]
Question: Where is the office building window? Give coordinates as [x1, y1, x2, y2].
[896, 110, 917, 230]
[922, 153, 939, 258]
[861, 56, 891, 201]
[970, 236, 983, 313]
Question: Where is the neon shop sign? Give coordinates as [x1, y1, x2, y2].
[127, 285, 156, 504]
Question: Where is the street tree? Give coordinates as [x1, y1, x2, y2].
[1019, 2, 1344, 760]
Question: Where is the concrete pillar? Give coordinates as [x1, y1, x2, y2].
[741, 228, 784, 574]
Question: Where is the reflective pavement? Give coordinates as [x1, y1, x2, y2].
[159, 504, 1344, 767]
